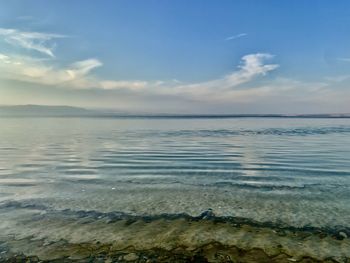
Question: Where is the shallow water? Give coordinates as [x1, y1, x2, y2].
[0, 117, 350, 261]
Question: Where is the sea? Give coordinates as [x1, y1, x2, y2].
[0, 117, 349, 261]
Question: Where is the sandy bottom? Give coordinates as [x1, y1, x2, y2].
[0, 203, 349, 262]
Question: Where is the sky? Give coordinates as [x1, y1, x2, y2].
[0, 0, 350, 114]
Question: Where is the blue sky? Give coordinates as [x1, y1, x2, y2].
[0, 0, 350, 113]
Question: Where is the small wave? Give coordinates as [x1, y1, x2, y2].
[128, 126, 350, 138]
[1, 200, 349, 239]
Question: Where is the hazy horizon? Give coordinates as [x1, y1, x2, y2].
[1, 104, 350, 116]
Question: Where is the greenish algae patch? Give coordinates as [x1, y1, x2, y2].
[1, 241, 342, 263]
[0, 206, 349, 262]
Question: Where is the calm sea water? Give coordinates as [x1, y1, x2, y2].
[0, 117, 350, 228]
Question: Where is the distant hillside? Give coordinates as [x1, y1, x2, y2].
[0, 105, 349, 118]
[0, 105, 92, 116]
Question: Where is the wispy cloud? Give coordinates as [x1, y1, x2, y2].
[225, 33, 247, 41]
[337, 57, 350, 62]
[0, 28, 284, 108]
[0, 53, 11, 63]
[0, 53, 94, 84]
[2, 27, 348, 113]
[0, 53, 151, 90]
[0, 50, 278, 96]
[170, 53, 279, 100]
[66, 59, 103, 79]
[325, 75, 350, 82]
[0, 28, 66, 57]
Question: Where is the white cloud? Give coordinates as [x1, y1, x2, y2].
[0, 28, 279, 99]
[2, 27, 350, 113]
[100, 80, 148, 90]
[0, 52, 279, 97]
[337, 58, 350, 62]
[325, 75, 350, 82]
[0, 54, 96, 85]
[225, 33, 247, 41]
[0, 27, 282, 105]
[66, 59, 103, 78]
[2, 40, 349, 113]
[0, 28, 66, 57]
[226, 53, 279, 87]
[337, 57, 350, 62]
[0, 53, 11, 63]
[167, 53, 279, 100]
[0, 53, 152, 90]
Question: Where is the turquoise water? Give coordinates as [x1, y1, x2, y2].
[0, 117, 350, 229]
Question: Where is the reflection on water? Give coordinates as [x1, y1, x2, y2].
[1, 117, 350, 261]
[1, 117, 350, 229]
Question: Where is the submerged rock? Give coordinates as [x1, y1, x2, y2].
[123, 253, 139, 261]
[339, 231, 348, 239]
[198, 208, 215, 219]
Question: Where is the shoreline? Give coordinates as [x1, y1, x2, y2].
[2, 241, 341, 263]
[1, 203, 349, 262]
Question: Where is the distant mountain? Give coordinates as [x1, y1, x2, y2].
[0, 105, 349, 118]
[0, 105, 92, 116]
